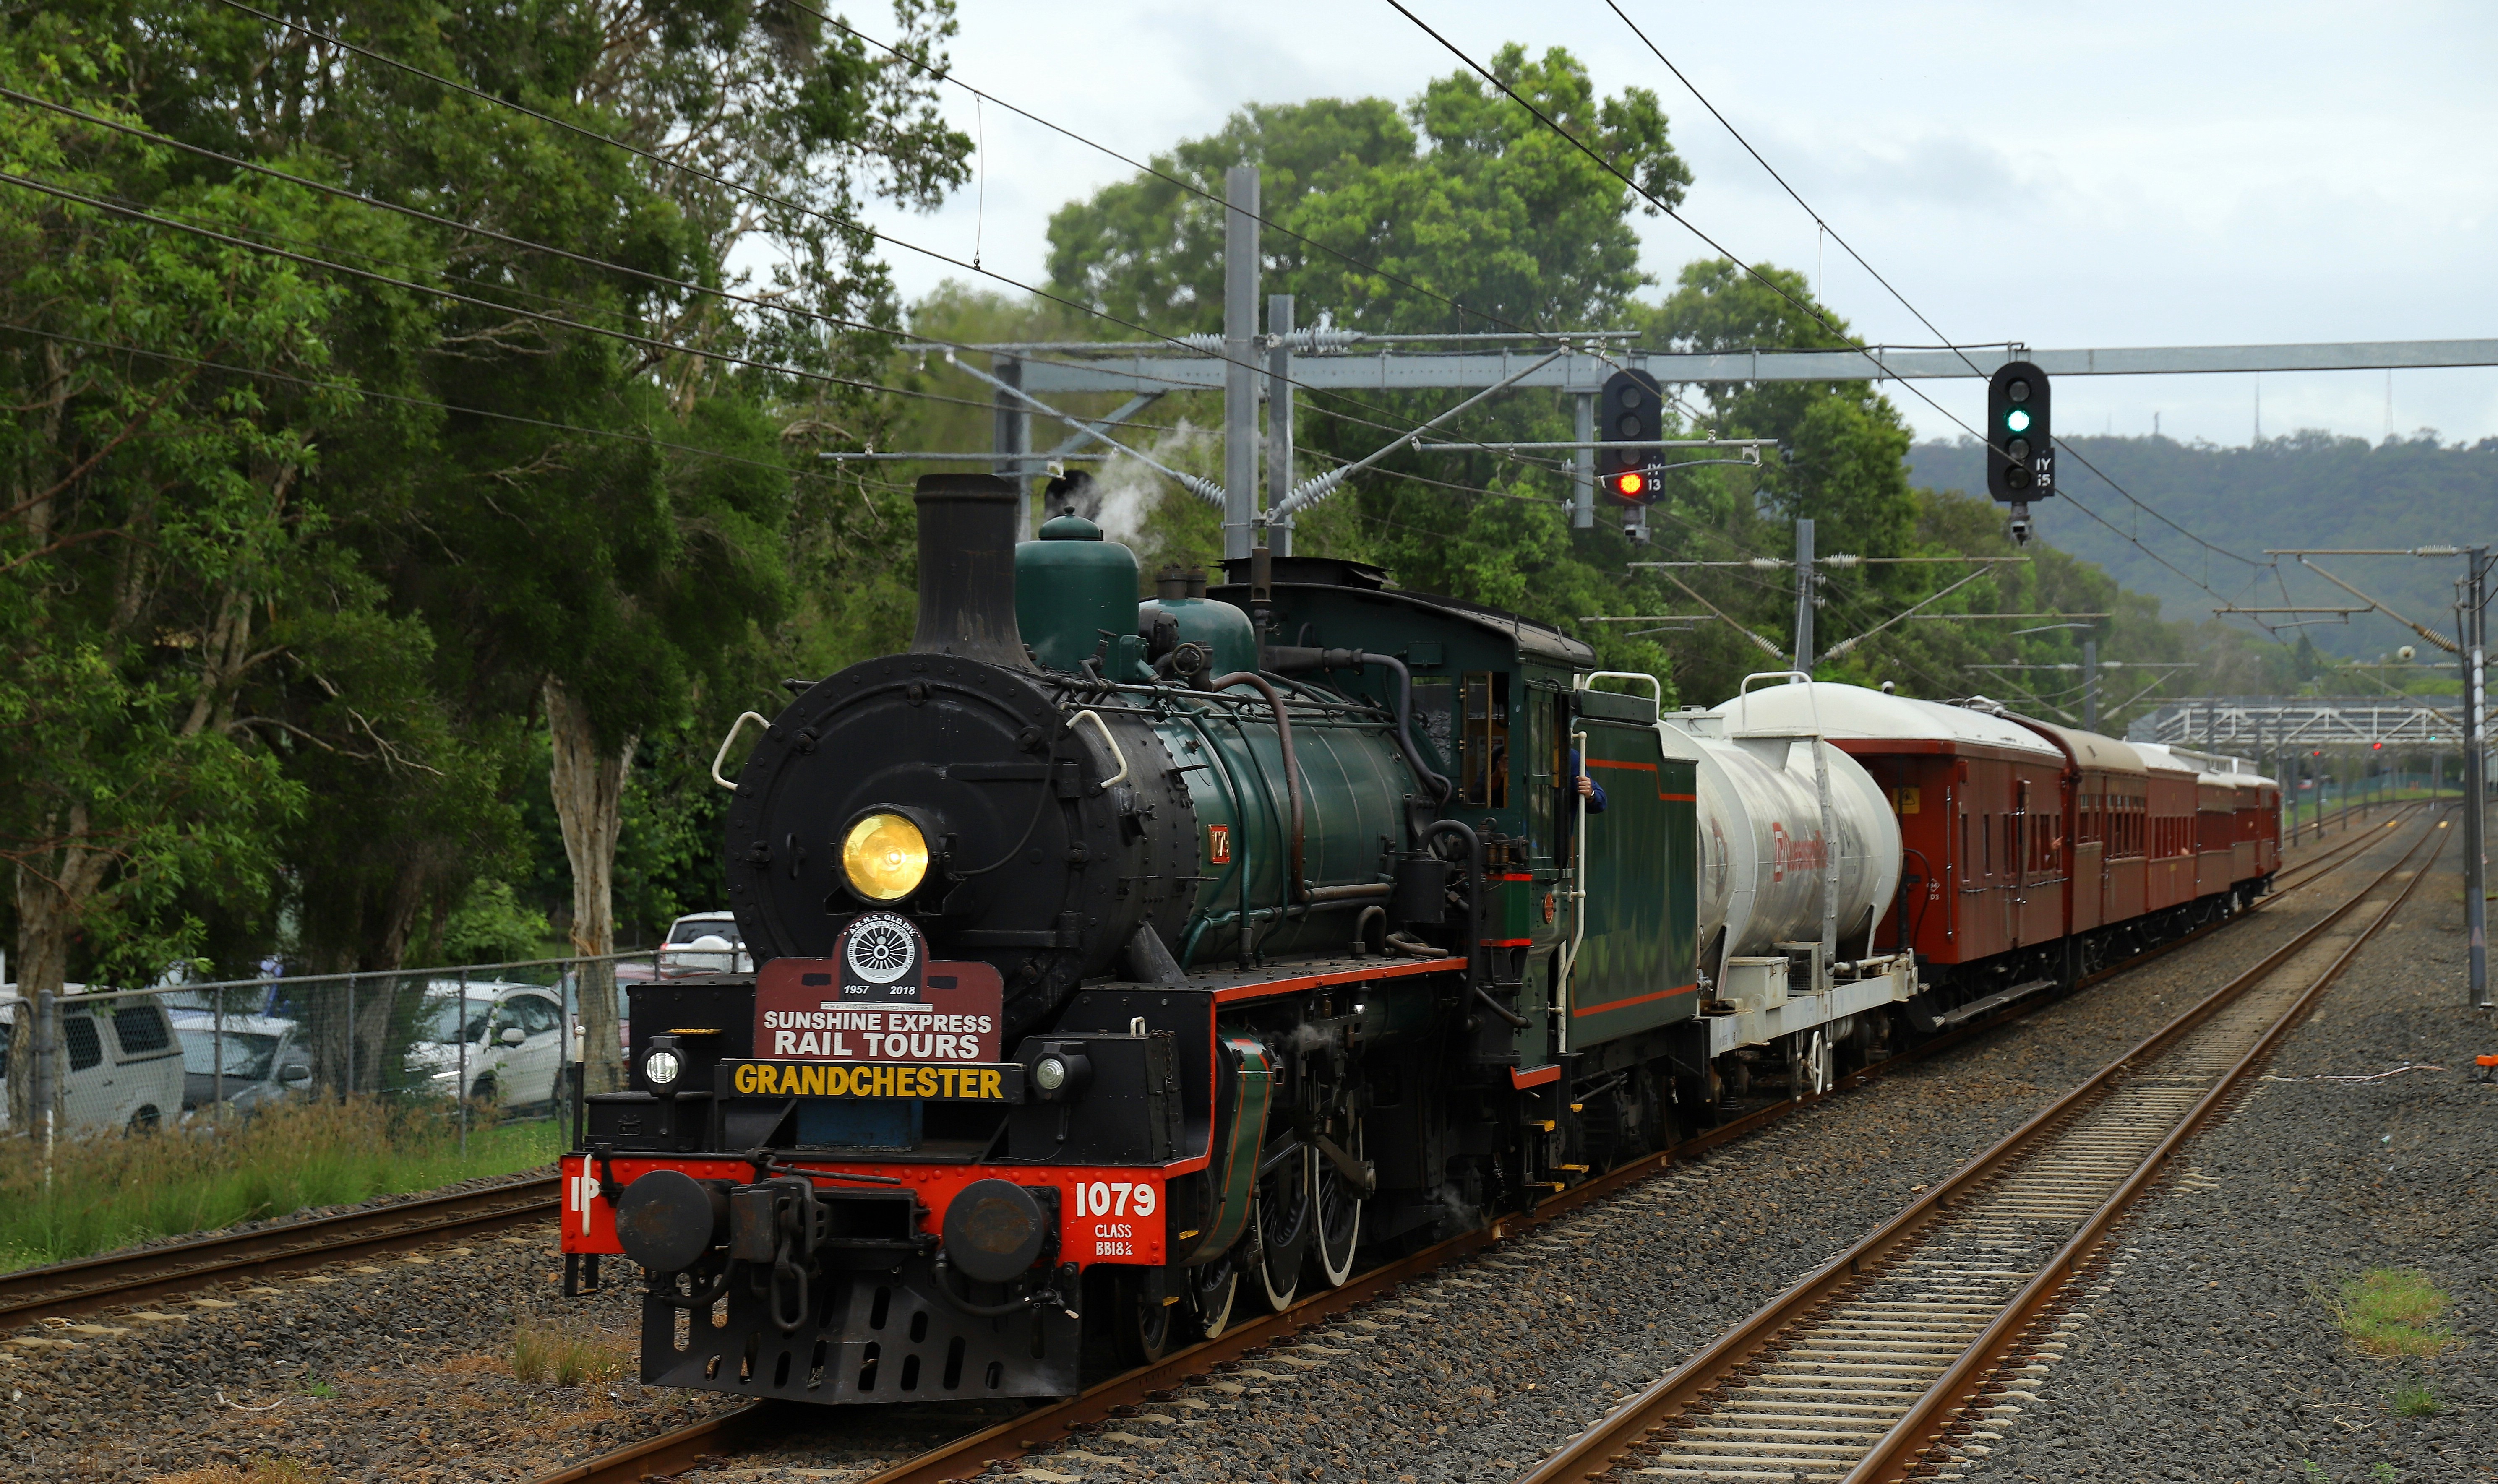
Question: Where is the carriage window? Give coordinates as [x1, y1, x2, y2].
[1960, 812, 1970, 875]
[1983, 814, 1993, 875]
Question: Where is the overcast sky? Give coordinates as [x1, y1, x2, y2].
[852, 0, 2498, 450]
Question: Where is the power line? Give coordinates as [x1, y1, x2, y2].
[0, 320, 840, 483]
[0, 167, 1008, 417]
[203, 0, 1558, 473]
[1589, 0, 2270, 593]
[799, 3, 1591, 357]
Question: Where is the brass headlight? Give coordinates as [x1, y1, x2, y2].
[842, 812, 930, 901]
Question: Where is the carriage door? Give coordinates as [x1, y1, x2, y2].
[2010, 778, 2030, 948]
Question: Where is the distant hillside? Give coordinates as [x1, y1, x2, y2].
[1904, 432, 2498, 660]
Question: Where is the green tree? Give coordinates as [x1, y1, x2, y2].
[1038, 46, 1703, 687]
[1, 0, 974, 1103]
[1049, 45, 1687, 337]
[0, 8, 443, 1115]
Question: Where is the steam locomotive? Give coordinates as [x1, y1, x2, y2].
[556, 473, 2278, 1406]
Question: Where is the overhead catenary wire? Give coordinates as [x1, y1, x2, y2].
[201, 0, 1590, 484]
[181, 0, 1779, 522]
[0, 320, 845, 484]
[796, 1, 1602, 360]
[0, 168, 1022, 419]
[1587, 0, 2274, 598]
[0, 88, 1088, 396]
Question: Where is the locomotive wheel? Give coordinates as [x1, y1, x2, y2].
[1310, 1120, 1364, 1289]
[1253, 1144, 1315, 1311]
[1111, 1269, 1175, 1366]
[1186, 1252, 1239, 1339]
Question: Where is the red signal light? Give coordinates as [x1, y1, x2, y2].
[1614, 471, 1646, 498]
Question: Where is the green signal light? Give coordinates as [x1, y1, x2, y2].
[2005, 407, 2033, 433]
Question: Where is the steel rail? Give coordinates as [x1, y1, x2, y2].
[1518, 811, 2444, 1484]
[2269, 805, 2422, 895]
[0, 1174, 559, 1323]
[1842, 819, 2447, 1483]
[528, 862, 2339, 1484]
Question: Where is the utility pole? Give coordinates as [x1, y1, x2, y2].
[2464, 544, 2488, 1008]
[2083, 638, 2100, 733]
[1223, 164, 1260, 563]
[1266, 293, 1295, 557]
[992, 354, 1028, 539]
[1571, 391, 1596, 530]
[1792, 518, 1817, 672]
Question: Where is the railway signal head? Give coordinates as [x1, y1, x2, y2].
[1987, 362, 2054, 504]
[1600, 367, 1666, 506]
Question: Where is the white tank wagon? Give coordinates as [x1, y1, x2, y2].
[1660, 697, 1901, 987]
[1635, 675, 1917, 1094]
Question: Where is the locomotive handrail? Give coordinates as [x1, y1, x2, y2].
[709, 711, 770, 790]
[1576, 669, 1662, 702]
[1066, 709, 1132, 789]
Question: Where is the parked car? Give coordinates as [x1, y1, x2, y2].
[403, 981, 571, 1108]
[0, 991, 188, 1133]
[173, 1013, 311, 1112]
[657, 910, 749, 977]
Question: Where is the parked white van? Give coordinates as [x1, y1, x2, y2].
[0, 990, 189, 1133]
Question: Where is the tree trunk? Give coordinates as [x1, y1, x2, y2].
[546, 680, 634, 1094]
[10, 810, 108, 1135]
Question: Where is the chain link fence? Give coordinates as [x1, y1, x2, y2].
[0, 945, 764, 1150]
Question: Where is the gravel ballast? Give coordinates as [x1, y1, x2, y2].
[1964, 811, 2495, 1484]
[0, 1230, 740, 1483]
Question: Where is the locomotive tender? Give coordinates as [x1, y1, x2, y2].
[558, 474, 2279, 1406]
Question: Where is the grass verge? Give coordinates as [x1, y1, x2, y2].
[0, 1097, 560, 1273]
[2324, 1268, 2458, 1358]
[150, 1455, 330, 1484]
[2389, 1373, 2445, 1417]
[512, 1315, 633, 1386]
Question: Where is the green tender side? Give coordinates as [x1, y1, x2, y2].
[1567, 707, 1700, 1043]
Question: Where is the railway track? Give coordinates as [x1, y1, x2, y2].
[2268, 802, 2420, 895]
[525, 828, 2407, 1484]
[0, 1173, 558, 1325]
[1518, 807, 2446, 1484]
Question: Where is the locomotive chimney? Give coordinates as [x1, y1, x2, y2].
[910, 473, 1033, 668]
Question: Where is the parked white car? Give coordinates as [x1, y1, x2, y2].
[0, 991, 188, 1133]
[172, 1013, 312, 1113]
[403, 981, 571, 1108]
[657, 910, 750, 977]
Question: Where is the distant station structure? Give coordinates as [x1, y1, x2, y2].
[2130, 696, 2472, 752]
